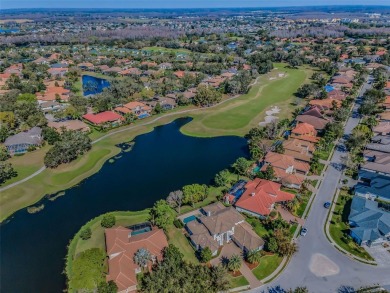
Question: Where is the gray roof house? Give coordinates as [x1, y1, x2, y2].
[185, 202, 264, 255]
[4, 127, 43, 155]
[355, 170, 390, 202]
[360, 148, 390, 177]
[348, 196, 390, 246]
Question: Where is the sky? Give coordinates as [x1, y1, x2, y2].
[1, 0, 390, 10]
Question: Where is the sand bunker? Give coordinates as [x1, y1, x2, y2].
[259, 106, 281, 126]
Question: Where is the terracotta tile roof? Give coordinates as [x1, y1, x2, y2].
[263, 151, 310, 174]
[36, 86, 70, 102]
[292, 122, 317, 136]
[327, 89, 347, 100]
[83, 111, 123, 124]
[105, 226, 168, 292]
[295, 115, 329, 131]
[309, 98, 341, 110]
[235, 178, 295, 216]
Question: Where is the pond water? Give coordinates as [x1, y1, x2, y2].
[0, 118, 248, 292]
[82, 74, 110, 96]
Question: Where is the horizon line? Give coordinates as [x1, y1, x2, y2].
[2, 4, 390, 11]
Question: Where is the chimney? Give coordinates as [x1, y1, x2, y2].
[251, 192, 256, 197]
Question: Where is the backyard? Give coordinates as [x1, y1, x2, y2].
[328, 190, 374, 261]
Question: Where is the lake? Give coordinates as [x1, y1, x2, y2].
[0, 118, 248, 292]
[82, 74, 110, 96]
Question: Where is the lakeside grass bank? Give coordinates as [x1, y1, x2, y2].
[0, 63, 312, 222]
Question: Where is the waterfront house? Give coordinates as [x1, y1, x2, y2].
[83, 111, 123, 127]
[234, 178, 295, 218]
[48, 120, 90, 133]
[105, 226, 168, 293]
[115, 101, 152, 118]
[186, 203, 264, 255]
[4, 127, 43, 155]
[348, 196, 390, 247]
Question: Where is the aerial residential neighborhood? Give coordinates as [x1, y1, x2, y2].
[0, 2, 390, 293]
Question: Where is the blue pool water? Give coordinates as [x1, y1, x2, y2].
[82, 75, 110, 96]
[253, 166, 260, 173]
[131, 227, 152, 236]
[324, 85, 335, 93]
[183, 215, 198, 224]
[138, 113, 150, 119]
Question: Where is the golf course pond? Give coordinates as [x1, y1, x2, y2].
[0, 117, 248, 292]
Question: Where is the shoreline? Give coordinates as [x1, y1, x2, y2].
[0, 63, 310, 223]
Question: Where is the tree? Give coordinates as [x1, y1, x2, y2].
[0, 162, 17, 184]
[80, 227, 92, 240]
[193, 84, 222, 107]
[287, 287, 309, 293]
[210, 265, 230, 291]
[43, 127, 60, 145]
[44, 130, 91, 168]
[166, 190, 183, 213]
[227, 254, 242, 272]
[214, 169, 230, 187]
[101, 214, 116, 228]
[257, 165, 275, 181]
[134, 248, 152, 268]
[266, 237, 278, 253]
[182, 184, 208, 206]
[97, 281, 118, 293]
[149, 200, 175, 230]
[200, 247, 213, 263]
[232, 157, 250, 176]
[246, 249, 261, 265]
[0, 146, 10, 161]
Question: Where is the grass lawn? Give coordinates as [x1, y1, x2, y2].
[329, 191, 374, 261]
[229, 275, 249, 288]
[142, 46, 191, 54]
[245, 216, 269, 238]
[316, 144, 334, 161]
[0, 63, 313, 222]
[252, 254, 283, 280]
[295, 191, 312, 218]
[181, 63, 312, 137]
[66, 210, 150, 289]
[166, 226, 199, 264]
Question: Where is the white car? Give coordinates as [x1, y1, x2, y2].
[300, 227, 308, 237]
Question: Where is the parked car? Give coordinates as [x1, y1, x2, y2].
[324, 202, 331, 209]
[300, 227, 308, 237]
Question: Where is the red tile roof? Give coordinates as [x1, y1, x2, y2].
[292, 122, 317, 136]
[105, 226, 168, 292]
[235, 178, 295, 216]
[83, 111, 123, 124]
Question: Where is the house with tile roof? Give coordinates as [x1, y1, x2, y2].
[234, 178, 295, 218]
[283, 138, 315, 163]
[327, 89, 347, 101]
[105, 226, 168, 293]
[261, 151, 310, 189]
[348, 196, 390, 247]
[296, 107, 330, 131]
[186, 203, 264, 255]
[291, 122, 319, 143]
[83, 111, 123, 127]
[115, 101, 152, 118]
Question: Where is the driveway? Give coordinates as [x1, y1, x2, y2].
[210, 242, 261, 289]
[248, 77, 390, 292]
[364, 244, 390, 268]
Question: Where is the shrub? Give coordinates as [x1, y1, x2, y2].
[200, 247, 213, 263]
[80, 227, 92, 240]
[101, 214, 116, 228]
[173, 218, 184, 229]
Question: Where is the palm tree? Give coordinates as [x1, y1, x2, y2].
[134, 248, 151, 268]
[246, 249, 261, 265]
[227, 254, 242, 272]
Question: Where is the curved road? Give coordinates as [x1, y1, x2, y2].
[250, 77, 390, 292]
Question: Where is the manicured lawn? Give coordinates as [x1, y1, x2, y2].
[316, 143, 334, 161]
[329, 191, 374, 261]
[142, 46, 191, 54]
[295, 191, 312, 218]
[252, 254, 283, 280]
[229, 275, 249, 288]
[181, 63, 311, 137]
[167, 226, 199, 264]
[245, 216, 269, 238]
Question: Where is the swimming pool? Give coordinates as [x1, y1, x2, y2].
[182, 215, 198, 224]
[131, 227, 152, 236]
[138, 113, 150, 119]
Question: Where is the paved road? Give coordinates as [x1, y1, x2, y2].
[250, 77, 390, 292]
